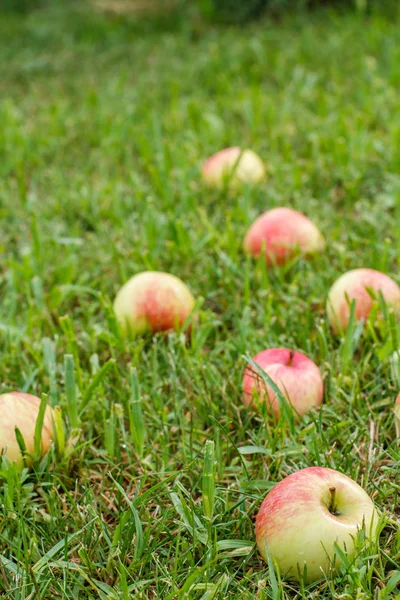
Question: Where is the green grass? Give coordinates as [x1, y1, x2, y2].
[1, 2, 400, 598]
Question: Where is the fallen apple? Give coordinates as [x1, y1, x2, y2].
[243, 207, 325, 266]
[242, 348, 323, 418]
[114, 271, 195, 336]
[327, 268, 400, 334]
[201, 147, 265, 188]
[256, 466, 378, 582]
[0, 392, 54, 465]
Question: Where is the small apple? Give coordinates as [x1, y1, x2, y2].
[327, 268, 400, 334]
[201, 147, 265, 188]
[242, 348, 323, 418]
[0, 392, 54, 465]
[243, 207, 325, 266]
[256, 466, 378, 582]
[114, 271, 195, 336]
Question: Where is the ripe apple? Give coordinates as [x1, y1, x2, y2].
[201, 147, 265, 188]
[113, 271, 195, 336]
[327, 268, 400, 334]
[256, 466, 378, 582]
[243, 207, 325, 266]
[242, 348, 323, 418]
[0, 392, 54, 465]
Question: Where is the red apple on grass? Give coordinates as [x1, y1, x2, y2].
[0, 392, 54, 465]
[202, 147, 265, 188]
[242, 348, 323, 418]
[327, 268, 400, 334]
[113, 271, 195, 336]
[244, 207, 325, 266]
[256, 466, 378, 582]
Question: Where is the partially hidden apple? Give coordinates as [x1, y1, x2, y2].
[243, 207, 325, 266]
[0, 392, 54, 465]
[113, 271, 195, 336]
[242, 348, 323, 418]
[201, 147, 265, 188]
[327, 268, 400, 334]
[256, 466, 378, 582]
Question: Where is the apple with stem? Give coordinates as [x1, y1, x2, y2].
[242, 348, 323, 418]
[114, 271, 195, 336]
[256, 466, 378, 582]
[0, 392, 55, 465]
[202, 147, 265, 188]
[327, 268, 400, 334]
[243, 207, 325, 267]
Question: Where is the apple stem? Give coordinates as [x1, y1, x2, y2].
[328, 486, 338, 515]
[288, 351, 295, 366]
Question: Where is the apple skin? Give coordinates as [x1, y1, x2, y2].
[327, 268, 400, 334]
[113, 271, 195, 336]
[256, 466, 377, 583]
[243, 207, 325, 266]
[242, 348, 323, 418]
[0, 392, 54, 465]
[201, 147, 265, 188]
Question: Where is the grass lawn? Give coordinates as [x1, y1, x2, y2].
[1, 2, 400, 598]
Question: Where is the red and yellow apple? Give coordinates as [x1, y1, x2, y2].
[327, 268, 400, 334]
[113, 271, 195, 336]
[256, 466, 378, 582]
[244, 207, 325, 266]
[242, 348, 323, 418]
[201, 147, 265, 188]
[0, 392, 54, 465]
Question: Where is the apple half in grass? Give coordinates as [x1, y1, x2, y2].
[113, 271, 195, 336]
[0, 392, 55, 465]
[256, 467, 378, 582]
[242, 348, 323, 419]
[202, 147, 266, 188]
[327, 268, 400, 334]
[243, 207, 325, 267]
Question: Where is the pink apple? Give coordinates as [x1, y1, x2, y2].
[327, 268, 400, 334]
[256, 466, 378, 582]
[0, 392, 54, 465]
[201, 147, 265, 188]
[243, 207, 325, 266]
[113, 271, 195, 336]
[242, 348, 323, 418]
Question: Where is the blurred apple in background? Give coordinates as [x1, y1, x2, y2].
[114, 271, 195, 336]
[244, 207, 325, 266]
[0, 392, 54, 465]
[256, 466, 378, 582]
[327, 268, 400, 334]
[202, 147, 265, 188]
[242, 348, 323, 418]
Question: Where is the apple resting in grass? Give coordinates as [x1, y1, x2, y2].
[256, 466, 378, 582]
[243, 207, 325, 266]
[202, 147, 265, 188]
[327, 268, 400, 334]
[0, 392, 54, 465]
[114, 271, 195, 336]
[242, 348, 323, 418]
